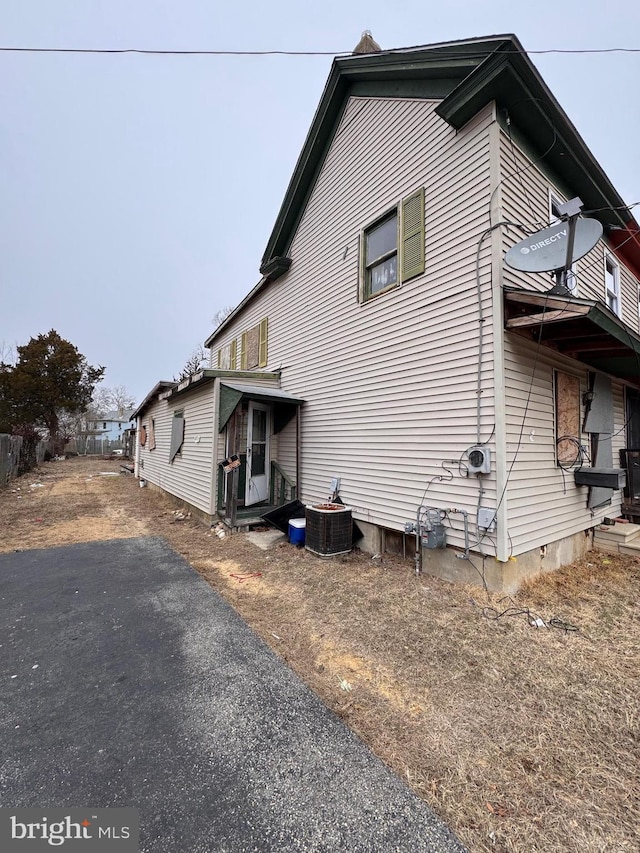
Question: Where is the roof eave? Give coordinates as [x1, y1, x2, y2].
[504, 286, 640, 385]
[436, 43, 640, 270]
[260, 35, 515, 272]
[204, 276, 269, 347]
[166, 369, 282, 401]
[131, 381, 176, 419]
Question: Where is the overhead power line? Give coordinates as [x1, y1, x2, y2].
[0, 46, 640, 57]
[0, 47, 341, 56]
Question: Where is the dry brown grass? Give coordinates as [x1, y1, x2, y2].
[1, 457, 638, 852]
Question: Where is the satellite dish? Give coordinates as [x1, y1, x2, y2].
[505, 217, 603, 273]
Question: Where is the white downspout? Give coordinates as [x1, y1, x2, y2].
[134, 415, 141, 478]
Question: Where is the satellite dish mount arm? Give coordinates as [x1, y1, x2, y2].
[550, 196, 583, 296]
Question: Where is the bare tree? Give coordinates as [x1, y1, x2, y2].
[170, 305, 234, 383]
[211, 305, 234, 329]
[0, 340, 16, 367]
[108, 385, 136, 416]
[91, 385, 136, 416]
[91, 387, 112, 416]
[175, 346, 207, 382]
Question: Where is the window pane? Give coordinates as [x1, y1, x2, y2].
[252, 409, 266, 442]
[366, 215, 397, 263]
[369, 255, 397, 294]
[251, 443, 266, 476]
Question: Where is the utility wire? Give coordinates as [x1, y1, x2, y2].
[0, 47, 343, 56]
[2, 46, 640, 57]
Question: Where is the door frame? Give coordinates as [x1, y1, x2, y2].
[245, 401, 270, 505]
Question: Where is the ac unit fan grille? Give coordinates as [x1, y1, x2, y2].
[305, 506, 353, 556]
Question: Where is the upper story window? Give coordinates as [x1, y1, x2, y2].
[239, 318, 268, 369]
[364, 212, 398, 297]
[605, 254, 621, 317]
[217, 338, 237, 370]
[549, 191, 577, 294]
[360, 188, 425, 302]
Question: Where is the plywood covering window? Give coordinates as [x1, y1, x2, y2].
[217, 339, 237, 370]
[360, 188, 425, 302]
[148, 418, 156, 451]
[555, 371, 581, 464]
[240, 320, 268, 369]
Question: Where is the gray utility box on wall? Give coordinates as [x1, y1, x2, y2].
[305, 504, 353, 557]
[574, 468, 626, 490]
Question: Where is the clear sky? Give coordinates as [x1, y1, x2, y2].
[2, 1, 639, 404]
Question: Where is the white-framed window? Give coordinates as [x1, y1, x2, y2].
[363, 209, 398, 298]
[360, 188, 425, 302]
[549, 190, 577, 294]
[605, 253, 621, 317]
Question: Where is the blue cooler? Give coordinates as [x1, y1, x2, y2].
[288, 518, 306, 546]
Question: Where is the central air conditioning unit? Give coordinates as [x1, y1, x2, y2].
[466, 445, 491, 475]
[305, 504, 353, 557]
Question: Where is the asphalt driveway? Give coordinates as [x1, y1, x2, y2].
[0, 536, 467, 852]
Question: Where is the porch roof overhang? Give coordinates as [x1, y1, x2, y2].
[504, 286, 640, 385]
[219, 382, 305, 433]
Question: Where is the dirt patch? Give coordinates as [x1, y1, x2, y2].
[1, 457, 638, 852]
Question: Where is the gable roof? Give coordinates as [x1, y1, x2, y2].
[131, 381, 176, 420]
[102, 409, 136, 423]
[206, 33, 639, 347]
[261, 34, 516, 273]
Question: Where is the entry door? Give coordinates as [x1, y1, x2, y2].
[626, 388, 640, 448]
[245, 402, 269, 505]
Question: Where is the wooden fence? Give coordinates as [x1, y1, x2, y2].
[0, 434, 22, 486]
[0, 434, 49, 488]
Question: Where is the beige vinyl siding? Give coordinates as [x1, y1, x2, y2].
[503, 335, 624, 554]
[619, 262, 638, 326]
[499, 131, 640, 328]
[498, 127, 633, 554]
[138, 387, 215, 514]
[276, 417, 297, 484]
[209, 97, 497, 550]
[138, 397, 171, 487]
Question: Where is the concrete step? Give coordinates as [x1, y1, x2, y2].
[595, 541, 621, 555]
[618, 542, 640, 556]
[593, 522, 640, 545]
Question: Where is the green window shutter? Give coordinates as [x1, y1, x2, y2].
[259, 318, 268, 367]
[217, 348, 222, 368]
[401, 187, 425, 282]
[240, 332, 248, 370]
[230, 339, 237, 369]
